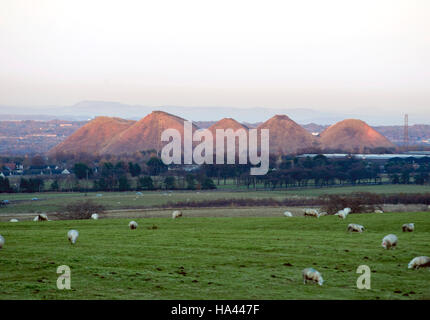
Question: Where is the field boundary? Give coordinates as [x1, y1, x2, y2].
[1, 203, 429, 221]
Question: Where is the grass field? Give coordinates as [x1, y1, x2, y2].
[0, 211, 429, 299]
[1, 184, 430, 214]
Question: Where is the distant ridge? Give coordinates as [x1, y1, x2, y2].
[5, 100, 428, 125]
[48, 116, 135, 155]
[207, 118, 250, 154]
[208, 118, 249, 132]
[101, 111, 199, 155]
[319, 119, 396, 152]
[257, 115, 318, 154]
[47, 113, 399, 156]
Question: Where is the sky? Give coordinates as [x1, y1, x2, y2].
[0, 0, 429, 118]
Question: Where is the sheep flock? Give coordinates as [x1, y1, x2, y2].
[290, 206, 427, 286]
[1, 204, 428, 294]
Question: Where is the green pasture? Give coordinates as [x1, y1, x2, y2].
[0, 212, 429, 299]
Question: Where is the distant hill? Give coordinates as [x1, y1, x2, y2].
[48, 117, 135, 156]
[257, 115, 319, 154]
[207, 118, 249, 132]
[2, 114, 430, 156]
[4, 100, 428, 125]
[319, 119, 396, 153]
[207, 118, 250, 156]
[101, 111, 199, 155]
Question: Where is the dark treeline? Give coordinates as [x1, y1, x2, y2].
[0, 156, 216, 193]
[68, 158, 216, 192]
[1, 153, 429, 193]
[201, 155, 430, 189]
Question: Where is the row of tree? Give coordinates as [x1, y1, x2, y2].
[1, 155, 429, 193]
[200, 155, 430, 188]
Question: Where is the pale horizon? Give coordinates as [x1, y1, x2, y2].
[1, 0, 429, 118]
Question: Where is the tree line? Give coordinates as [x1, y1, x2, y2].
[1, 155, 429, 193]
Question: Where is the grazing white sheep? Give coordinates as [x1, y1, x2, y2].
[91, 213, 99, 220]
[283, 211, 293, 217]
[304, 208, 320, 218]
[374, 209, 384, 214]
[343, 208, 351, 214]
[302, 268, 324, 286]
[347, 223, 365, 233]
[136, 192, 143, 196]
[9, 218, 19, 223]
[172, 210, 183, 219]
[402, 223, 414, 232]
[381, 234, 398, 250]
[33, 213, 48, 222]
[335, 210, 349, 219]
[0, 235, 4, 249]
[129, 221, 138, 230]
[67, 230, 79, 244]
[408, 256, 430, 270]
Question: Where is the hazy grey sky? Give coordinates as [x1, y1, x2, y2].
[0, 0, 429, 115]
